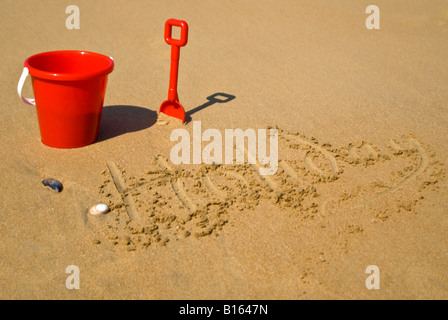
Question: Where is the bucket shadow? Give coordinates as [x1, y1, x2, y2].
[97, 105, 158, 142]
[185, 92, 235, 123]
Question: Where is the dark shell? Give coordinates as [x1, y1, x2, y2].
[42, 178, 63, 192]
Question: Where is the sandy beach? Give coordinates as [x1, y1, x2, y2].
[1, 0, 447, 299]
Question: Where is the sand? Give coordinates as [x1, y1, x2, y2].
[1, 0, 447, 299]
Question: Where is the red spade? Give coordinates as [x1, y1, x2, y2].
[159, 19, 189, 123]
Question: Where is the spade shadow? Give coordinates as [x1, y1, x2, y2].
[185, 92, 236, 123]
[97, 105, 158, 142]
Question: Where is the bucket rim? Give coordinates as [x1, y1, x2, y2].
[24, 50, 114, 81]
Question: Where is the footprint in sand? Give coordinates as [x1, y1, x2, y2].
[90, 128, 445, 251]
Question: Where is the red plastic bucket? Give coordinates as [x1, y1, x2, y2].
[17, 50, 114, 148]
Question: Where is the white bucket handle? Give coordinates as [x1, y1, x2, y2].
[17, 67, 35, 105]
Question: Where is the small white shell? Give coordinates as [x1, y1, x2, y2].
[89, 203, 110, 215]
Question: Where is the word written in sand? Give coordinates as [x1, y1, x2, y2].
[366, 5, 380, 30]
[66, 5, 80, 29]
[170, 121, 278, 175]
